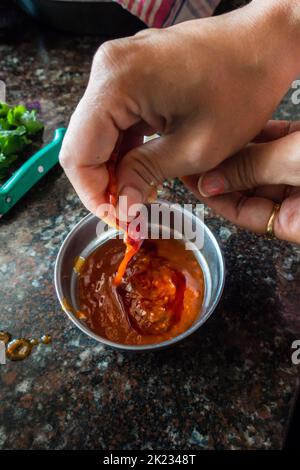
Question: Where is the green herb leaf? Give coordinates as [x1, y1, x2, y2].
[0, 152, 18, 168]
[0, 152, 18, 181]
[0, 102, 10, 117]
[0, 118, 12, 130]
[0, 102, 44, 183]
[0, 126, 31, 156]
[7, 105, 44, 135]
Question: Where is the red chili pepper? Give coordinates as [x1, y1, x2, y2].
[106, 139, 143, 286]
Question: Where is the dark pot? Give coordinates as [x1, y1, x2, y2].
[16, 0, 146, 36]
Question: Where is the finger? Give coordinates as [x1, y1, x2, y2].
[115, 131, 207, 218]
[198, 131, 300, 198]
[59, 97, 119, 214]
[253, 120, 300, 143]
[250, 184, 287, 203]
[184, 175, 300, 243]
[203, 191, 300, 244]
[206, 193, 276, 234]
[183, 175, 277, 234]
[131, 120, 156, 137]
[274, 188, 300, 244]
[59, 92, 141, 214]
[60, 96, 119, 169]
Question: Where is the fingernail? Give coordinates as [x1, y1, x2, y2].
[117, 186, 143, 222]
[198, 171, 227, 197]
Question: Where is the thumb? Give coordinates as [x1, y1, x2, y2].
[198, 132, 300, 197]
[116, 131, 205, 217]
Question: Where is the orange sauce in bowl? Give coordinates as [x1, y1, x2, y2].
[77, 238, 204, 345]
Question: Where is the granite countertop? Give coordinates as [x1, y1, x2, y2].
[1, 16, 300, 451]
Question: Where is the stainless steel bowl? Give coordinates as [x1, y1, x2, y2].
[54, 202, 225, 351]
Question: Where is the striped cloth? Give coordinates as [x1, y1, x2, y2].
[115, 0, 221, 27]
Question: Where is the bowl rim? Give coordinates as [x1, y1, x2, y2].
[54, 209, 225, 351]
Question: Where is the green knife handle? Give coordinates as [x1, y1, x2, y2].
[0, 128, 66, 216]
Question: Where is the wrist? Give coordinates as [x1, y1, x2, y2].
[248, 0, 300, 78]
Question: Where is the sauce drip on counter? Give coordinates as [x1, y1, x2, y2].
[41, 334, 52, 344]
[77, 238, 204, 345]
[6, 339, 34, 361]
[0, 331, 52, 361]
[0, 331, 11, 345]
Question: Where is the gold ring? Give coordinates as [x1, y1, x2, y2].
[266, 203, 281, 239]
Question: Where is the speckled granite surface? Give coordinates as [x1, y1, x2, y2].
[1, 12, 300, 451]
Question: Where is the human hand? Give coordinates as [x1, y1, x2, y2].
[187, 120, 300, 244]
[59, 0, 300, 220]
